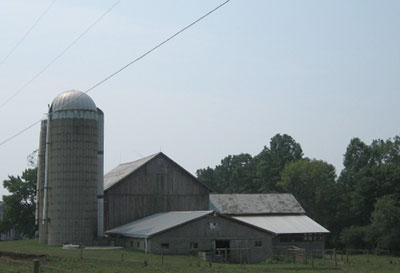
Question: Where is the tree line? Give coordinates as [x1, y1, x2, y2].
[196, 134, 400, 251]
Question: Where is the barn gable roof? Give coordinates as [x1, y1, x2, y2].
[106, 211, 214, 238]
[209, 193, 305, 215]
[104, 152, 211, 191]
[106, 210, 276, 238]
[233, 215, 329, 234]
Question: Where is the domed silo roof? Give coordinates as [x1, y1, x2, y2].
[50, 90, 97, 113]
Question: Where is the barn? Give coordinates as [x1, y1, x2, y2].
[104, 153, 329, 263]
[106, 211, 275, 263]
[209, 194, 329, 252]
[103, 152, 210, 231]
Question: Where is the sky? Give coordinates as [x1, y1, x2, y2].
[0, 0, 399, 198]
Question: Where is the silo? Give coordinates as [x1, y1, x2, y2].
[44, 90, 102, 246]
[96, 108, 104, 237]
[37, 120, 48, 244]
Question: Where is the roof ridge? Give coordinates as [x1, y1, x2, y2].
[118, 152, 160, 166]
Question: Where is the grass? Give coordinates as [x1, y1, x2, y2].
[0, 240, 399, 273]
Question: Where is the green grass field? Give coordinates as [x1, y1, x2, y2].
[0, 240, 399, 273]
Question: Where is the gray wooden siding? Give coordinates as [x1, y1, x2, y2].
[148, 214, 273, 263]
[104, 155, 209, 230]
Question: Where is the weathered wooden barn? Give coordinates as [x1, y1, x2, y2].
[104, 153, 328, 263]
[103, 153, 210, 231]
[209, 194, 329, 252]
[106, 211, 274, 263]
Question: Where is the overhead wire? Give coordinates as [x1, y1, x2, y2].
[0, 0, 57, 66]
[0, 0, 121, 110]
[0, 0, 231, 148]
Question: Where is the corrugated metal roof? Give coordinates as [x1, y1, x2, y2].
[50, 90, 97, 112]
[104, 153, 159, 190]
[209, 194, 305, 215]
[233, 215, 329, 234]
[106, 211, 213, 238]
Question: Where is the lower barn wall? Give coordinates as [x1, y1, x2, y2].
[120, 214, 273, 264]
[273, 233, 326, 253]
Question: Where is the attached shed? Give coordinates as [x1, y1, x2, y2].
[104, 153, 211, 230]
[210, 194, 329, 252]
[106, 211, 275, 264]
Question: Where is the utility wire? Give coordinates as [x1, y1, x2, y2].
[0, 0, 57, 67]
[0, 0, 231, 148]
[0, 0, 121, 110]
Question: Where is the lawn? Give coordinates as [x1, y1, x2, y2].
[0, 240, 399, 273]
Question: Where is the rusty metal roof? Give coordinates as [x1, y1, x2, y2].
[233, 215, 329, 234]
[209, 194, 305, 215]
[106, 211, 213, 238]
[104, 153, 159, 190]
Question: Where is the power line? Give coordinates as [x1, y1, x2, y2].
[0, 0, 121, 110]
[0, 0, 57, 66]
[0, 0, 231, 148]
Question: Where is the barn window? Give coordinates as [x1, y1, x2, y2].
[254, 241, 262, 247]
[190, 242, 198, 249]
[161, 243, 169, 249]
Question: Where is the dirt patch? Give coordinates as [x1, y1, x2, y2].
[0, 251, 46, 261]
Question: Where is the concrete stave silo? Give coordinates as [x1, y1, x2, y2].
[37, 90, 104, 246]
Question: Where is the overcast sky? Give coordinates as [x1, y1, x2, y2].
[0, 0, 399, 198]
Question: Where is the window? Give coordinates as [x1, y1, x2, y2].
[279, 234, 304, 243]
[130, 241, 133, 247]
[137, 242, 140, 248]
[254, 241, 262, 247]
[190, 242, 198, 249]
[161, 243, 169, 249]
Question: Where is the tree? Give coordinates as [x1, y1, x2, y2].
[196, 133, 303, 193]
[338, 137, 400, 228]
[368, 195, 400, 251]
[278, 159, 337, 230]
[0, 168, 37, 238]
[254, 134, 303, 192]
[197, 153, 256, 193]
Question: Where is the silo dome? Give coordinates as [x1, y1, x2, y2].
[50, 90, 97, 112]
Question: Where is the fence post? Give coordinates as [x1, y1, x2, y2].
[311, 251, 314, 268]
[346, 249, 349, 263]
[334, 250, 337, 267]
[33, 260, 40, 273]
[292, 250, 295, 264]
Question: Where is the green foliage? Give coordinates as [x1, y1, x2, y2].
[278, 159, 337, 230]
[368, 195, 400, 250]
[255, 134, 303, 193]
[337, 137, 400, 250]
[197, 153, 256, 193]
[0, 168, 37, 237]
[340, 225, 370, 249]
[196, 133, 303, 193]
